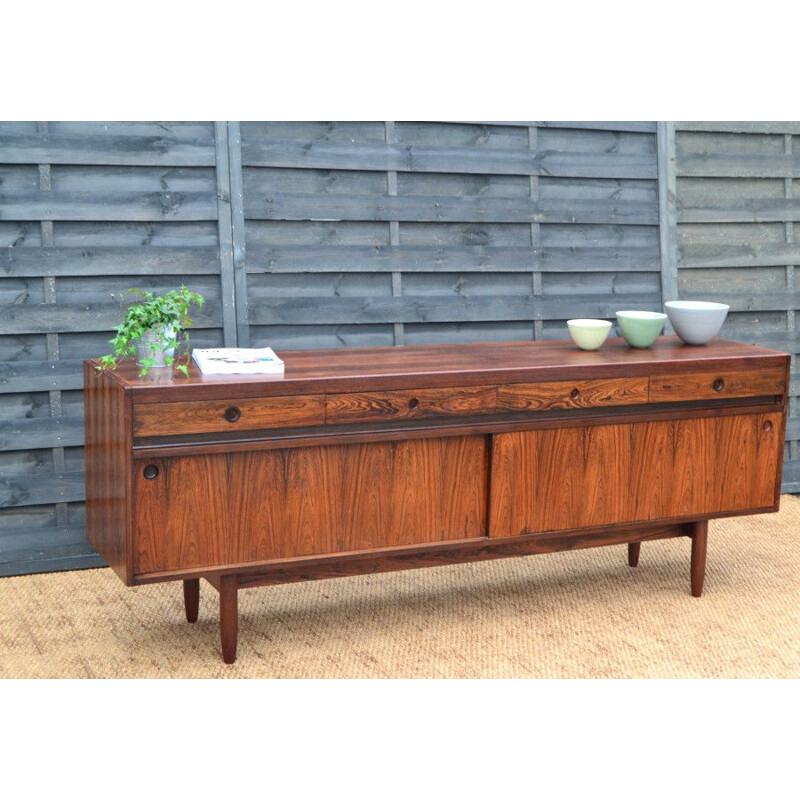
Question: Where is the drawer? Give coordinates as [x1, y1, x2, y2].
[649, 367, 786, 404]
[496, 377, 648, 412]
[326, 385, 496, 425]
[133, 395, 326, 438]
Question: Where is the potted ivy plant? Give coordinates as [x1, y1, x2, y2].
[99, 286, 205, 377]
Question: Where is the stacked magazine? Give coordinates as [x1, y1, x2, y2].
[192, 347, 285, 375]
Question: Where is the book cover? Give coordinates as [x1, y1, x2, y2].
[191, 347, 285, 375]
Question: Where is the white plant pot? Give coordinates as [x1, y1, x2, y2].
[136, 324, 177, 368]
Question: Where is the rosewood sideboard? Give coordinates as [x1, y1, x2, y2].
[84, 337, 789, 663]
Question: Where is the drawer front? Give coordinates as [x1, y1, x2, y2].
[326, 385, 496, 425]
[650, 367, 786, 404]
[133, 395, 325, 437]
[497, 377, 648, 412]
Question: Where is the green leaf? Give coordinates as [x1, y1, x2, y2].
[97, 285, 205, 377]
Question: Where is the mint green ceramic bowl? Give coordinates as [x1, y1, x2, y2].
[567, 319, 612, 351]
[616, 310, 667, 348]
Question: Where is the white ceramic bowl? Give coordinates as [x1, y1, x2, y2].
[567, 319, 612, 351]
[665, 301, 729, 345]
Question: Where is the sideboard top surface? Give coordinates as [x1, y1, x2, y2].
[91, 336, 790, 401]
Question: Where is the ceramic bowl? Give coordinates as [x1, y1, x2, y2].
[567, 319, 612, 351]
[665, 301, 729, 345]
[616, 310, 667, 348]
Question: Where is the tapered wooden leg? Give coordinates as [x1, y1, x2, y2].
[690, 520, 708, 597]
[219, 574, 238, 664]
[628, 542, 641, 567]
[183, 579, 200, 623]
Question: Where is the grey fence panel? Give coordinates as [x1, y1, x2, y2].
[674, 122, 800, 491]
[237, 121, 661, 352]
[13, 119, 800, 577]
[0, 121, 233, 576]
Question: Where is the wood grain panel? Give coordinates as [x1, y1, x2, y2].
[96, 338, 790, 404]
[496, 377, 647, 412]
[326, 385, 496, 425]
[231, 437, 487, 562]
[133, 394, 325, 437]
[489, 412, 783, 537]
[132, 436, 487, 575]
[133, 455, 231, 574]
[649, 367, 786, 403]
[83, 362, 131, 583]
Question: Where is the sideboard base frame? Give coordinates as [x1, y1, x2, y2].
[192, 517, 709, 664]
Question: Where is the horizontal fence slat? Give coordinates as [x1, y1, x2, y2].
[0, 246, 221, 277]
[681, 290, 800, 312]
[240, 139, 657, 179]
[0, 191, 218, 221]
[0, 523, 89, 560]
[245, 244, 662, 274]
[785, 418, 800, 441]
[0, 303, 221, 334]
[0, 360, 86, 393]
[248, 293, 660, 325]
[677, 153, 800, 178]
[0, 553, 104, 577]
[0, 417, 84, 451]
[681, 243, 800, 269]
[535, 121, 656, 133]
[779, 458, 800, 485]
[719, 330, 797, 354]
[0, 471, 85, 508]
[675, 122, 800, 135]
[0, 132, 216, 166]
[243, 193, 659, 225]
[678, 200, 800, 223]
[448, 122, 657, 133]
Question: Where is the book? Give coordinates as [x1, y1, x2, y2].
[191, 347, 285, 375]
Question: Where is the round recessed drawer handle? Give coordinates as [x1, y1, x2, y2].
[764, 420, 773, 433]
[143, 464, 159, 480]
[713, 377, 725, 392]
[408, 397, 420, 410]
[570, 388, 581, 400]
[224, 406, 241, 423]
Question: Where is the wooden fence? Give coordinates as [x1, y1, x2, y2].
[673, 121, 800, 491]
[0, 120, 793, 576]
[0, 121, 231, 575]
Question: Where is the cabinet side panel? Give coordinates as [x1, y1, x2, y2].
[490, 412, 784, 536]
[83, 363, 131, 584]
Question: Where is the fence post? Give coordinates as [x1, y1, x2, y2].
[215, 121, 238, 347]
[227, 122, 250, 347]
[657, 121, 679, 321]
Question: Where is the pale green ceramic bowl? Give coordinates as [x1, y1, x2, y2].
[567, 319, 612, 351]
[616, 310, 667, 348]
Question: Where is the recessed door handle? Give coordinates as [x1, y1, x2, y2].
[224, 406, 241, 423]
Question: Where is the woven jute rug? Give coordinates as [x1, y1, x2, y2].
[2, 497, 798, 679]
